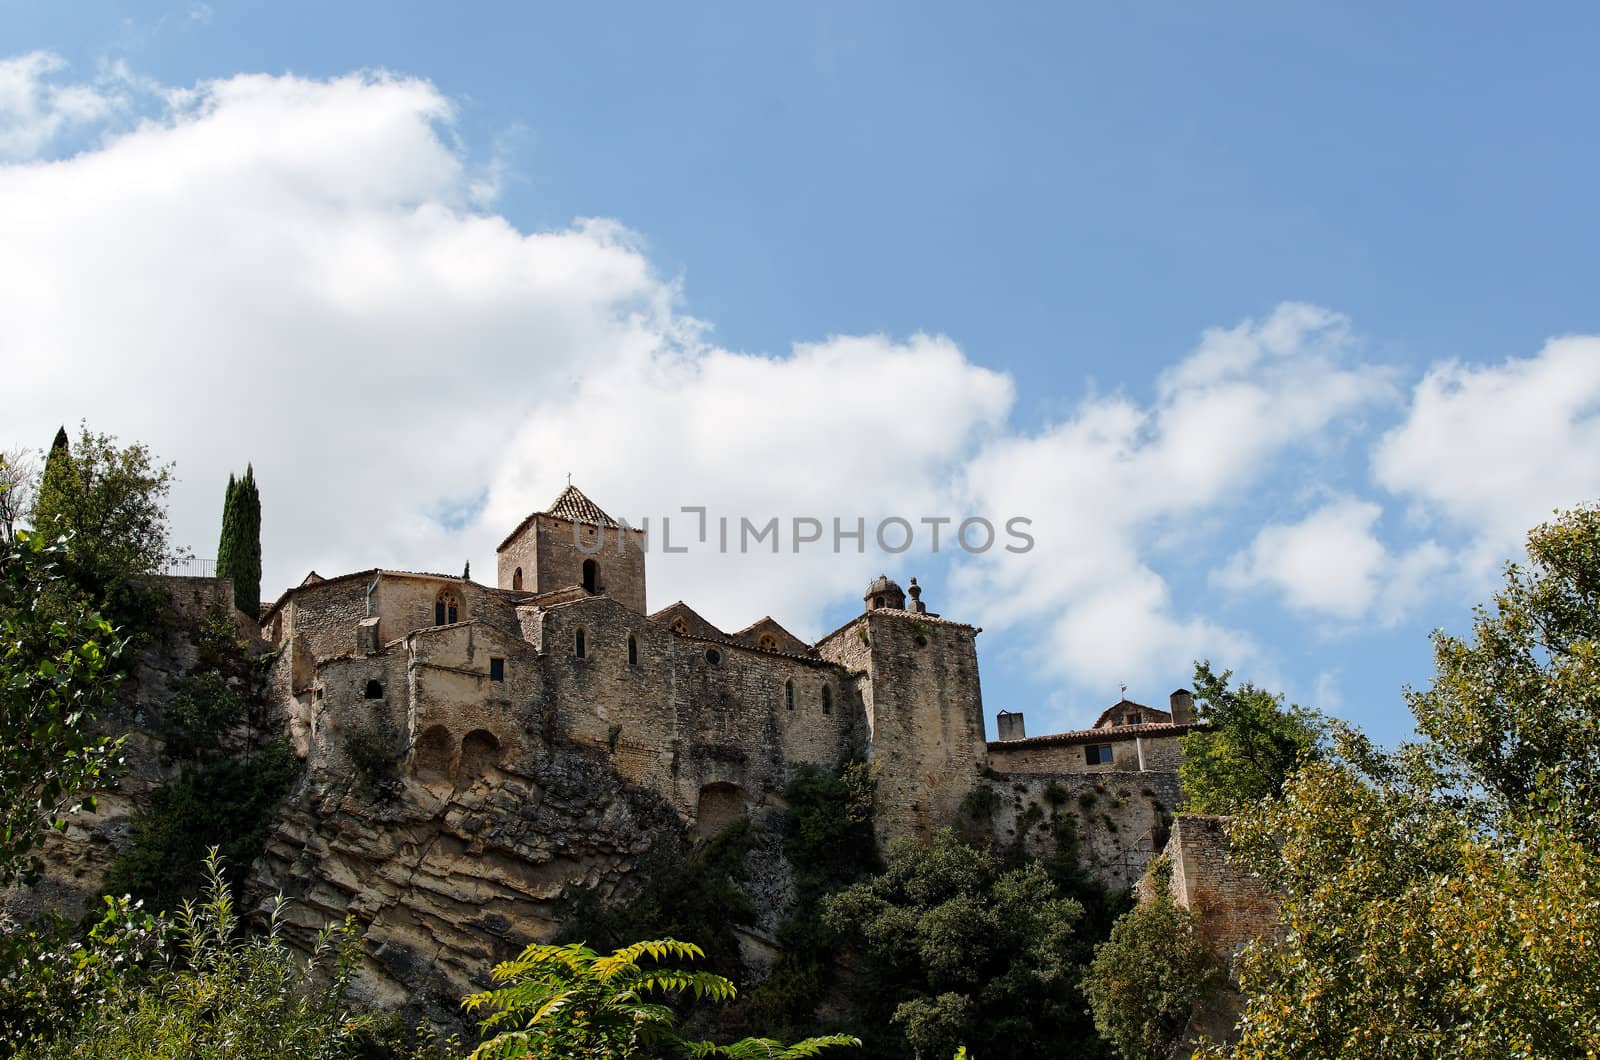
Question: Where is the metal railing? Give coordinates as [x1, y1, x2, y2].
[161, 556, 217, 578]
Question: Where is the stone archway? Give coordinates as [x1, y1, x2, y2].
[458, 728, 502, 779]
[412, 724, 454, 782]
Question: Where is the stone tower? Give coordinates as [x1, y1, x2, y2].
[817, 576, 988, 842]
[495, 485, 648, 613]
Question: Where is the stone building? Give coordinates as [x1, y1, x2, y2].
[256, 485, 1207, 858]
[259, 484, 1205, 859]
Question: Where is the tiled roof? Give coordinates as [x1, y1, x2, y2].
[812, 607, 980, 648]
[259, 567, 468, 623]
[988, 720, 1209, 750]
[497, 484, 622, 551]
[544, 484, 620, 528]
[1093, 699, 1171, 728]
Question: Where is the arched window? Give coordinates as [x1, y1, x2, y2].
[873, 595, 884, 609]
[758, 633, 778, 652]
[435, 589, 460, 626]
[784, 680, 794, 710]
[575, 627, 587, 658]
[512, 567, 523, 590]
[582, 559, 599, 594]
[627, 634, 638, 666]
[822, 686, 833, 715]
[364, 679, 384, 700]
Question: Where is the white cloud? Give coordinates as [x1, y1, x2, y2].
[13, 56, 1590, 738]
[1374, 336, 1600, 582]
[1213, 496, 1449, 623]
[0, 52, 122, 160]
[950, 305, 1396, 718]
[0, 60, 1010, 641]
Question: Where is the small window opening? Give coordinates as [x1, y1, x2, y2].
[785, 680, 794, 711]
[705, 648, 721, 666]
[435, 589, 460, 626]
[489, 657, 505, 682]
[873, 595, 884, 609]
[582, 559, 599, 594]
[1126, 713, 1141, 726]
[1085, 744, 1114, 766]
[758, 633, 778, 651]
[822, 686, 833, 715]
[364, 679, 383, 700]
[512, 567, 523, 590]
[671, 617, 688, 635]
[315, 686, 324, 701]
[627, 635, 638, 666]
[575, 627, 587, 658]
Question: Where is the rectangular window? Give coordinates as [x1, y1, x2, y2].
[1084, 744, 1113, 766]
[489, 657, 505, 682]
[1125, 713, 1141, 725]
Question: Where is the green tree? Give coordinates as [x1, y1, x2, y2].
[0, 529, 126, 883]
[1178, 663, 1322, 814]
[20, 850, 398, 1060]
[462, 938, 859, 1060]
[822, 829, 1097, 1060]
[1205, 501, 1600, 1058]
[1082, 859, 1223, 1060]
[29, 424, 181, 608]
[217, 464, 262, 617]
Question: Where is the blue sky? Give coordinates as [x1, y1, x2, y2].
[6, 2, 1600, 745]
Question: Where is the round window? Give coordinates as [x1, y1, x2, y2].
[705, 649, 721, 665]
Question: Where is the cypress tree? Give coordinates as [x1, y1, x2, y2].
[32, 426, 76, 537]
[216, 472, 238, 582]
[235, 465, 261, 617]
[215, 466, 261, 617]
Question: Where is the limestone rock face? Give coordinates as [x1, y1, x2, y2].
[250, 743, 686, 1027]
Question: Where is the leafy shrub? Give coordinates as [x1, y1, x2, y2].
[1082, 858, 1222, 1060]
[19, 850, 393, 1060]
[462, 938, 858, 1060]
[823, 829, 1106, 1060]
[103, 740, 300, 908]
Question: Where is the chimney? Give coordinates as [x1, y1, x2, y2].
[1169, 688, 1195, 725]
[996, 710, 1026, 741]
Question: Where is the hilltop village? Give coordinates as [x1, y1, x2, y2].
[262, 484, 1204, 865]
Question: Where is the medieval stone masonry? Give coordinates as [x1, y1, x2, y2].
[262, 486, 1207, 875]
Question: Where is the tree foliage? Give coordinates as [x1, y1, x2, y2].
[1082, 858, 1223, 1060]
[217, 464, 262, 617]
[29, 424, 181, 616]
[1178, 662, 1323, 814]
[0, 528, 127, 884]
[18, 850, 399, 1060]
[1206, 501, 1600, 1058]
[462, 938, 859, 1060]
[822, 829, 1097, 1060]
[0, 445, 38, 544]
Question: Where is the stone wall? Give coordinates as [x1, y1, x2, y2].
[498, 515, 648, 614]
[530, 595, 866, 822]
[820, 611, 987, 843]
[1163, 814, 1279, 960]
[987, 731, 1185, 775]
[983, 769, 1181, 891]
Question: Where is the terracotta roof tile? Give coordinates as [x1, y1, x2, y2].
[988, 720, 1209, 750]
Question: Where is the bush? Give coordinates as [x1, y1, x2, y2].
[20, 850, 393, 1060]
[102, 740, 300, 908]
[1082, 859, 1223, 1060]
